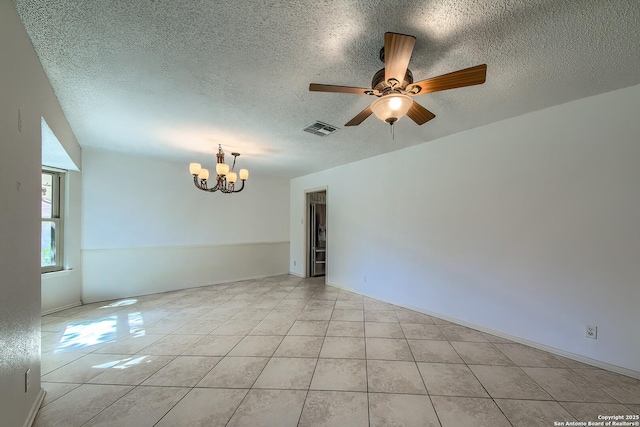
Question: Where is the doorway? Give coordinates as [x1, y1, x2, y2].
[307, 190, 326, 277]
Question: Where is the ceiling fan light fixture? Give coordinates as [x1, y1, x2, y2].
[371, 93, 413, 124]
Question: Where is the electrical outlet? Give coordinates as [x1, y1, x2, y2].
[586, 325, 597, 339]
[363, 276, 367, 283]
[25, 369, 30, 393]
[293, 260, 296, 266]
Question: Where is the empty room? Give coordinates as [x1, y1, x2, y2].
[1, 1, 639, 426]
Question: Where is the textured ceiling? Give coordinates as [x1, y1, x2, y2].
[14, 0, 640, 178]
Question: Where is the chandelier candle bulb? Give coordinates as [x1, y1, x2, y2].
[198, 168, 209, 180]
[239, 169, 249, 180]
[189, 163, 201, 175]
[216, 163, 229, 176]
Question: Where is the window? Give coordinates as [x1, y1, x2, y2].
[42, 168, 65, 272]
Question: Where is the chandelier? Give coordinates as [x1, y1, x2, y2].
[189, 144, 249, 193]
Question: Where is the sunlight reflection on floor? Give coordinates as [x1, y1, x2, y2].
[55, 308, 145, 352]
[100, 299, 137, 309]
[92, 356, 148, 369]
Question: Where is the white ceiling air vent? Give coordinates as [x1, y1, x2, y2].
[303, 121, 339, 137]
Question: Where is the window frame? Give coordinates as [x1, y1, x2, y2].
[41, 167, 65, 273]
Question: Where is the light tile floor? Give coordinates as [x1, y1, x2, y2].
[37, 275, 640, 426]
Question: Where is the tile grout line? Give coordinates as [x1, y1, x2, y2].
[295, 288, 336, 426]
[363, 309, 371, 427]
[224, 278, 308, 427]
[77, 355, 180, 427]
[399, 310, 445, 427]
[151, 382, 195, 427]
[447, 337, 516, 427]
[76, 383, 154, 427]
[192, 296, 282, 426]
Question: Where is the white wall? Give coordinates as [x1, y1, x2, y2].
[82, 148, 290, 303]
[290, 84, 640, 374]
[0, 2, 82, 426]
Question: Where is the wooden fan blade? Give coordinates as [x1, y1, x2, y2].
[384, 32, 416, 86]
[309, 84, 370, 95]
[406, 101, 436, 125]
[345, 105, 373, 126]
[409, 64, 487, 95]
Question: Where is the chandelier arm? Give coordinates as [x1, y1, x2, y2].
[193, 175, 201, 189]
[233, 180, 246, 193]
[222, 177, 231, 192]
[215, 176, 223, 190]
[193, 176, 222, 192]
[201, 179, 213, 191]
[204, 181, 220, 192]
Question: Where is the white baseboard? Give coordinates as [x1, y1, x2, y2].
[41, 302, 82, 316]
[23, 388, 45, 427]
[191, 272, 292, 290]
[327, 281, 640, 380]
[289, 271, 305, 278]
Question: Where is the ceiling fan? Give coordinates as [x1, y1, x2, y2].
[309, 32, 487, 127]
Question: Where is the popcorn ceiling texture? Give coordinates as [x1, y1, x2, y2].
[13, 0, 640, 177]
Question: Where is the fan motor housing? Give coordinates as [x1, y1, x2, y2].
[372, 68, 414, 92]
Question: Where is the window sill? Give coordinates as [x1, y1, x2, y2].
[41, 268, 73, 278]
